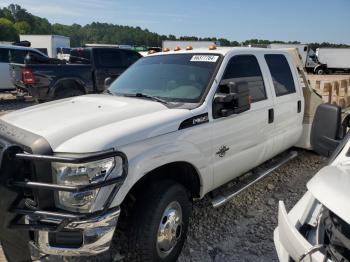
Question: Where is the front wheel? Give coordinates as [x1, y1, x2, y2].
[125, 180, 191, 262]
[315, 67, 325, 75]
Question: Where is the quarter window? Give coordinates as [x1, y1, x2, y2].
[265, 54, 296, 96]
[222, 55, 267, 102]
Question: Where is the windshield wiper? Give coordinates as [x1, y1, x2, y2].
[123, 93, 168, 104]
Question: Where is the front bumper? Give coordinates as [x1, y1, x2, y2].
[0, 137, 128, 256]
[274, 199, 331, 262]
[33, 207, 120, 256]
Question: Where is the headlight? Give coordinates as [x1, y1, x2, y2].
[52, 157, 123, 213]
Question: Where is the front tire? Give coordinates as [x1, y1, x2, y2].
[315, 67, 325, 75]
[126, 180, 191, 262]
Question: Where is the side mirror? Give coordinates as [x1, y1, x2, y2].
[104, 77, 115, 89]
[212, 81, 251, 119]
[311, 103, 343, 157]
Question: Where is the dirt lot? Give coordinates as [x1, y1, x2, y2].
[0, 90, 329, 261]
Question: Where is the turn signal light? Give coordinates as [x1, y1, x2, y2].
[163, 48, 170, 52]
[186, 45, 193, 50]
[209, 44, 217, 50]
[174, 46, 181, 51]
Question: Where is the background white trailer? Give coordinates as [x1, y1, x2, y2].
[162, 40, 216, 50]
[316, 48, 350, 72]
[19, 35, 70, 58]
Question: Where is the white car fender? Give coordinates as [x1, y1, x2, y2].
[112, 139, 212, 206]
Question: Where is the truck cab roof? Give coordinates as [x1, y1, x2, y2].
[0, 44, 47, 56]
[147, 46, 290, 57]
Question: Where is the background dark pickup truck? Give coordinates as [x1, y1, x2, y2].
[10, 47, 142, 101]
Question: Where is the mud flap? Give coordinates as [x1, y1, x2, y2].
[0, 148, 32, 262]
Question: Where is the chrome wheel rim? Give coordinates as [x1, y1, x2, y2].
[156, 201, 183, 258]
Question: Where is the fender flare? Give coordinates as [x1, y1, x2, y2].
[48, 77, 88, 98]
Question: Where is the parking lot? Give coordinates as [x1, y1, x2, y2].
[0, 92, 326, 262]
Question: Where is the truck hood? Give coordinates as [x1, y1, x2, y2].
[307, 165, 350, 224]
[0, 94, 192, 151]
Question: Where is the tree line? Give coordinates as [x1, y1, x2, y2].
[1, 4, 349, 50]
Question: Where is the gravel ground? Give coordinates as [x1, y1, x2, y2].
[0, 94, 327, 262]
[0, 93, 35, 116]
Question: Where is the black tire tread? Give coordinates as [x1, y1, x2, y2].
[125, 180, 191, 262]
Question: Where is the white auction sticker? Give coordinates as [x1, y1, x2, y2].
[190, 55, 219, 62]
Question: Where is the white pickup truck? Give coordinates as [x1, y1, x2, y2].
[0, 46, 315, 261]
[274, 103, 350, 262]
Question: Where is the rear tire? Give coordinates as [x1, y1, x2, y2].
[125, 180, 191, 262]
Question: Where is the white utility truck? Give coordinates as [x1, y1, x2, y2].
[268, 44, 319, 73]
[20, 34, 70, 58]
[315, 48, 350, 74]
[275, 103, 350, 262]
[0, 46, 320, 261]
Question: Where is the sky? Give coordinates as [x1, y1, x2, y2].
[1, 0, 349, 44]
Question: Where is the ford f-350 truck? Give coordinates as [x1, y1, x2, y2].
[0, 46, 319, 261]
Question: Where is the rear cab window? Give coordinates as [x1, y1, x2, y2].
[9, 49, 28, 63]
[221, 55, 267, 103]
[69, 48, 91, 64]
[265, 54, 296, 97]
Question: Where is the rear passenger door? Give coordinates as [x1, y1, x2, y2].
[0, 48, 13, 90]
[264, 54, 304, 154]
[211, 53, 275, 188]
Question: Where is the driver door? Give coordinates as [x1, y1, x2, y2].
[211, 53, 275, 188]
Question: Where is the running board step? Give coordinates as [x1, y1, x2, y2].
[211, 150, 298, 208]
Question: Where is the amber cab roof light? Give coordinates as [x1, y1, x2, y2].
[186, 45, 193, 50]
[209, 44, 217, 50]
[148, 49, 157, 54]
[174, 46, 181, 51]
[163, 48, 170, 52]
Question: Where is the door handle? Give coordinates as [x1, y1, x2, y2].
[268, 108, 274, 124]
[297, 100, 302, 113]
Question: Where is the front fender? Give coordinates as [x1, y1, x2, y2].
[112, 140, 212, 206]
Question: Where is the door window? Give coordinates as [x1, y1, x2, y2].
[123, 51, 142, 67]
[0, 48, 9, 63]
[222, 55, 267, 102]
[97, 49, 124, 67]
[265, 54, 296, 97]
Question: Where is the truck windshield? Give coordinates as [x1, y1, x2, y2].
[109, 53, 220, 103]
